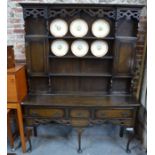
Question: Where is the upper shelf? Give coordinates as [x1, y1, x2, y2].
[25, 35, 138, 40]
[25, 35, 115, 40]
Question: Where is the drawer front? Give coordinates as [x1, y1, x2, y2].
[108, 119, 135, 127]
[121, 120, 134, 127]
[70, 109, 90, 118]
[71, 119, 89, 127]
[96, 109, 133, 119]
[29, 108, 64, 118]
[7, 74, 18, 102]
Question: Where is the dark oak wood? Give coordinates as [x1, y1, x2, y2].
[20, 3, 144, 153]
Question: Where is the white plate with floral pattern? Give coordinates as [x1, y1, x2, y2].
[71, 40, 89, 57]
[91, 40, 108, 57]
[70, 19, 88, 37]
[92, 19, 110, 38]
[50, 19, 68, 37]
[51, 39, 69, 57]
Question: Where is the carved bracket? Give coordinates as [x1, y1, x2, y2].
[117, 9, 140, 20]
[23, 8, 47, 19]
[83, 9, 115, 19]
[49, 9, 81, 18]
[32, 118, 71, 126]
[49, 8, 115, 19]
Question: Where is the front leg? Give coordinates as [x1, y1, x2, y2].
[119, 126, 125, 138]
[76, 128, 83, 153]
[126, 127, 135, 153]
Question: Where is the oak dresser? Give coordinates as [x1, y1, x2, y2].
[20, 3, 144, 153]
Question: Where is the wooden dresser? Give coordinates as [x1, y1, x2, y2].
[20, 3, 144, 153]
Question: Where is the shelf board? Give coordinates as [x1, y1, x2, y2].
[25, 35, 115, 40]
[48, 55, 113, 59]
[114, 75, 132, 78]
[49, 73, 112, 77]
[25, 35, 47, 38]
[48, 36, 115, 40]
[28, 91, 132, 98]
[115, 36, 137, 40]
[28, 73, 132, 78]
[28, 73, 49, 77]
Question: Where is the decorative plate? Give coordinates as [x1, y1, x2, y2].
[70, 19, 88, 37]
[71, 40, 89, 57]
[51, 39, 69, 57]
[92, 19, 110, 38]
[50, 19, 68, 37]
[91, 40, 108, 57]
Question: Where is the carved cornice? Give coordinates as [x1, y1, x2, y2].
[117, 9, 140, 20]
[23, 8, 47, 19]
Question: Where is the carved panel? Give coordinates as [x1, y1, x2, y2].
[23, 8, 47, 19]
[49, 8, 115, 19]
[83, 8, 115, 19]
[117, 9, 140, 20]
[49, 8, 82, 18]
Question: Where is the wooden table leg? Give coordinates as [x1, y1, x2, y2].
[7, 110, 14, 150]
[16, 104, 26, 153]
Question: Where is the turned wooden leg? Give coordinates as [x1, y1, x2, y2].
[119, 126, 124, 138]
[77, 128, 83, 153]
[16, 104, 26, 153]
[7, 110, 15, 151]
[126, 128, 135, 153]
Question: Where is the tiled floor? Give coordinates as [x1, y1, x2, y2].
[7, 124, 146, 155]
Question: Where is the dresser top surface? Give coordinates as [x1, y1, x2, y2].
[7, 64, 25, 74]
[23, 95, 139, 107]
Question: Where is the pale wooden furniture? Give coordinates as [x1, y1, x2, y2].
[7, 64, 27, 153]
[7, 109, 15, 151]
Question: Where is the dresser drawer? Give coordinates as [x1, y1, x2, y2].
[70, 109, 90, 118]
[121, 120, 134, 127]
[29, 108, 64, 118]
[71, 119, 89, 127]
[96, 109, 133, 119]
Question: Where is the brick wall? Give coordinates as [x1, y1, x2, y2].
[133, 15, 147, 96]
